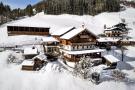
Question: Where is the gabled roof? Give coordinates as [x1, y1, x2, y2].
[60, 27, 98, 40]
[52, 27, 75, 36]
[114, 23, 126, 27]
[33, 54, 47, 61]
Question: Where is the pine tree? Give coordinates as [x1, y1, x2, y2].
[25, 4, 33, 16]
[0, 2, 5, 15]
[45, 0, 120, 15]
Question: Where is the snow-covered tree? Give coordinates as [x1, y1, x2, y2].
[73, 56, 93, 79]
[111, 69, 126, 80]
[7, 52, 24, 64]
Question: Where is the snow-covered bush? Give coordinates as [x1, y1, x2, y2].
[73, 56, 93, 79]
[7, 52, 24, 64]
[111, 69, 126, 80]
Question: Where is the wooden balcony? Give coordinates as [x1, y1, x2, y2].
[71, 42, 96, 46]
[64, 56, 80, 62]
[64, 52, 102, 62]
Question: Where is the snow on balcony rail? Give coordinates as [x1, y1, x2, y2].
[61, 49, 105, 55]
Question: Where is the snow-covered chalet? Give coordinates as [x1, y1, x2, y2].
[53, 25, 104, 62]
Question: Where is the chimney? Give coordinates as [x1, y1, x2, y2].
[82, 23, 85, 28]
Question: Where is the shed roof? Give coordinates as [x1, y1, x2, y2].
[103, 55, 120, 63]
[24, 47, 38, 55]
[22, 60, 34, 66]
[33, 54, 47, 61]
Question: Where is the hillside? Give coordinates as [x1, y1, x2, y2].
[40, 0, 120, 15]
[0, 7, 135, 42]
[0, 6, 135, 90]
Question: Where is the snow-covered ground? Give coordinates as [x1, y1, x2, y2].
[0, 7, 135, 90]
[0, 51, 135, 90]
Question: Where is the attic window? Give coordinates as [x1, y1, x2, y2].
[32, 46, 35, 49]
[80, 35, 89, 38]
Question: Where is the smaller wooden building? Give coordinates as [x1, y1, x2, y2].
[104, 23, 128, 37]
[22, 54, 48, 71]
[33, 54, 48, 71]
[23, 47, 38, 59]
[103, 55, 120, 69]
[97, 37, 119, 48]
[104, 27, 127, 37]
[22, 60, 34, 71]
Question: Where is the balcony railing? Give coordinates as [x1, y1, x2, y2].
[71, 42, 96, 46]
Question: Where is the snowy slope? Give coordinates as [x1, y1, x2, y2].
[0, 7, 135, 42]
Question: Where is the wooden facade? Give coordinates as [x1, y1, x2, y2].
[7, 26, 50, 36]
[61, 30, 97, 45]
[33, 58, 47, 71]
[104, 23, 128, 37]
[117, 40, 135, 46]
[60, 29, 101, 62]
[22, 65, 34, 71]
[104, 29, 127, 37]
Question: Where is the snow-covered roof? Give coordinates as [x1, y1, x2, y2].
[60, 27, 97, 39]
[97, 37, 120, 42]
[52, 27, 75, 36]
[103, 55, 120, 63]
[104, 27, 122, 31]
[7, 17, 50, 28]
[33, 54, 47, 61]
[22, 60, 34, 66]
[61, 49, 104, 55]
[121, 38, 135, 42]
[42, 37, 59, 42]
[91, 64, 108, 73]
[92, 58, 102, 61]
[24, 47, 38, 55]
[60, 27, 85, 39]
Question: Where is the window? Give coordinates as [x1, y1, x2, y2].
[73, 46, 75, 50]
[87, 46, 89, 49]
